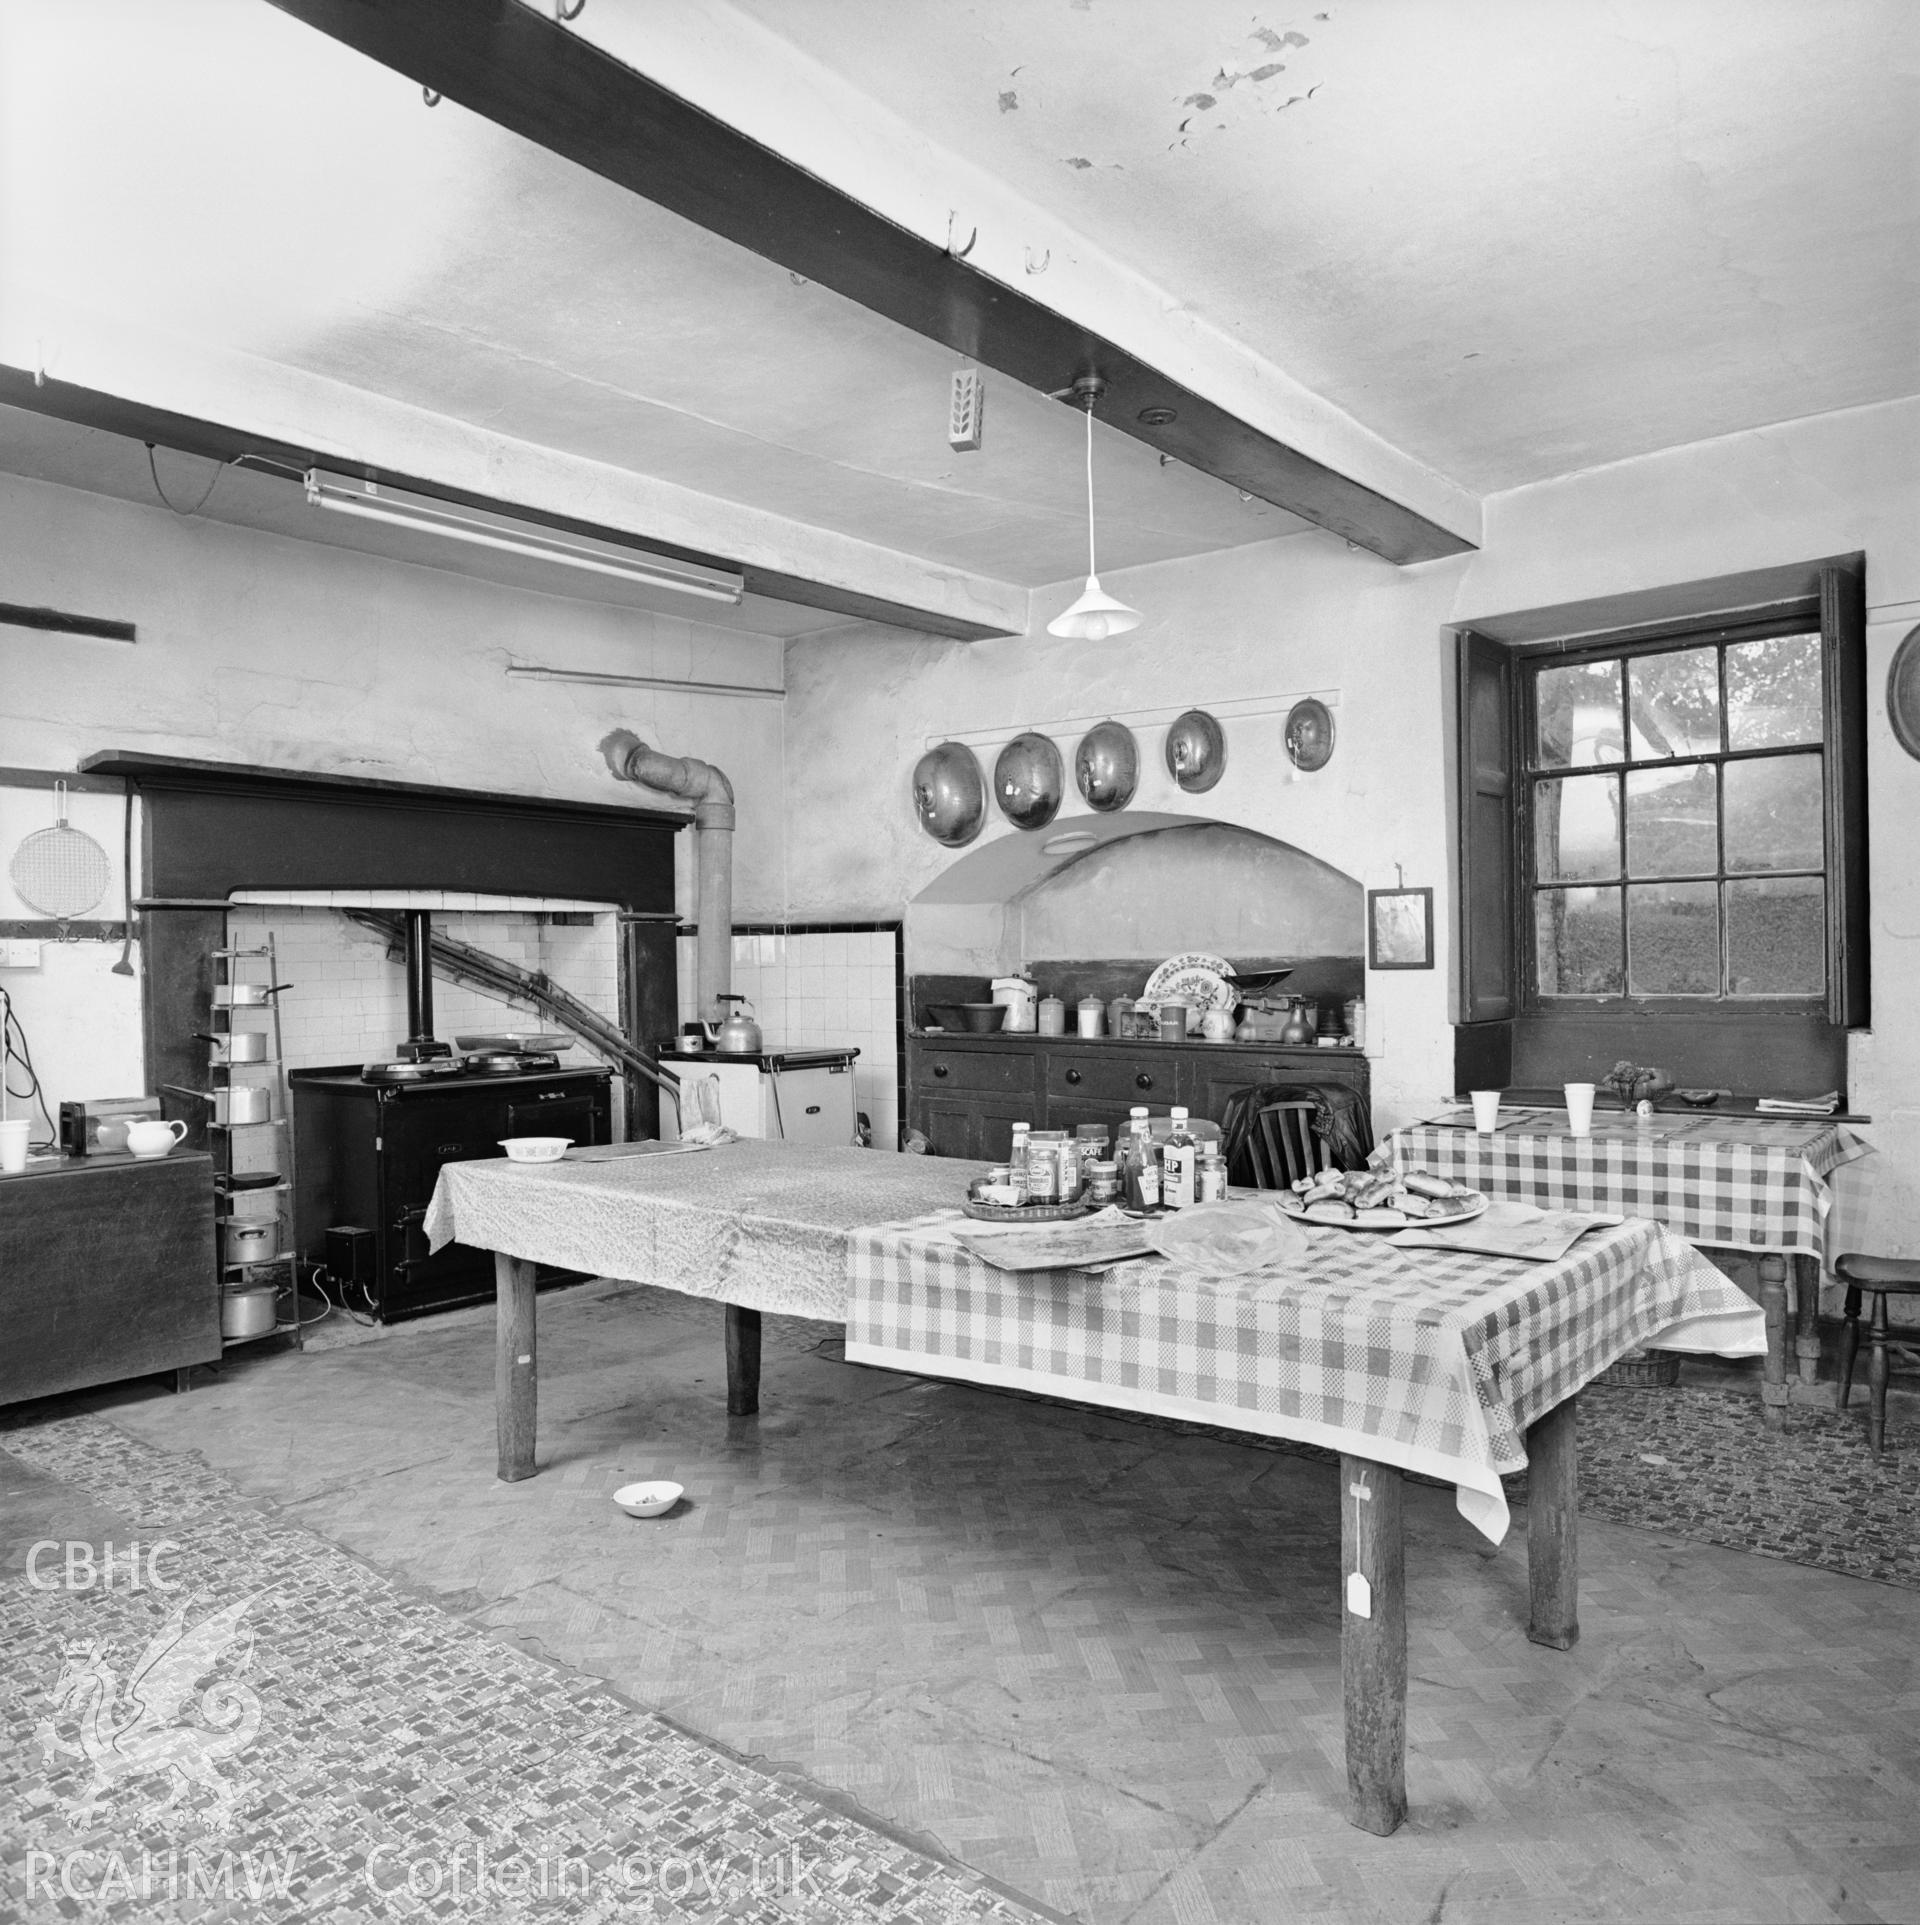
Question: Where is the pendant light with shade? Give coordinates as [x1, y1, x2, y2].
[1047, 375, 1141, 641]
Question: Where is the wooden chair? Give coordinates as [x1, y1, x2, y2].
[1246, 1101, 1326, 1191]
[1833, 1253, 1920, 1456]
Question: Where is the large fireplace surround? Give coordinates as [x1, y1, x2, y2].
[79, 753, 683, 1144]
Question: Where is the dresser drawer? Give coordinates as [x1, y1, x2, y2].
[914, 1047, 1037, 1095]
[1043, 1049, 1172, 1102]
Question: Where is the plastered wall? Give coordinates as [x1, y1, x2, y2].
[782, 397, 1920, 1158]
[0, 467, 785, 1117]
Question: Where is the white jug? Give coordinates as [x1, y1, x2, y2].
[991, 976, 1037, 1033]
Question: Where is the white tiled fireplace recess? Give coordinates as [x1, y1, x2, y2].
[677, 926, 903, 1152]
[226, 892, 622, 1090]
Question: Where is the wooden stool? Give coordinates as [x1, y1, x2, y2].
[1833, 1253, 1920, 1456]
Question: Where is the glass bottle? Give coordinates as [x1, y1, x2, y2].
[1008, 1122, 1032, 1205]
[1121, 1108, 1160, 1211]
[1162, 1107, 1196, 1210]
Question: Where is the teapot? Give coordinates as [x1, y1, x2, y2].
[713, 994, 763, 1055]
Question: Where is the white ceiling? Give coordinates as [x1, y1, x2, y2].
[728, 0, 1920, 493]
[1, 0, 1914, 618]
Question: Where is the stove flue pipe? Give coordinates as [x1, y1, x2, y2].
[600, 730, 735, 1023]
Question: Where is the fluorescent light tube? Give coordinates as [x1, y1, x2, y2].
[304, 470, 744, 604]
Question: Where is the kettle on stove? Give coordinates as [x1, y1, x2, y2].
[714, 994, 763, 1054]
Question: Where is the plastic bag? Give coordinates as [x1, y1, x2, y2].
[1147, 1200, 1309, 1277]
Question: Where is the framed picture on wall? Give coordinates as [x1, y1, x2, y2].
[1367, 886, 1434, 971]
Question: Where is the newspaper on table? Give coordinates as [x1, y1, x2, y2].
[1392, 1199, 1622, 1263]
[949, 1205, 1157, 1272]
[562, 1139, 714, 1162]
[950, 1200, 1309, 1277]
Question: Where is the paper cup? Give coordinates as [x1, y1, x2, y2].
[0, 1118, 30, 1173]
[1564, 1082, 1596, 1136]
[1470, 1089, 1502, 1133]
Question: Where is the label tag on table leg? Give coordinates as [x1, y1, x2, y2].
[1346, 1572, 1372, 1619]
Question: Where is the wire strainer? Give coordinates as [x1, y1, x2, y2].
[8, 781, 111, 937]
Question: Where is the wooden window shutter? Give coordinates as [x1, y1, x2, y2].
[1820, 561, 1870, 1026]
[1455, 628, 1516, 1021]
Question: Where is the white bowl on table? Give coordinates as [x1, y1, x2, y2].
[499, 1136, 572, 1163]
[613, 1480, 684, 1518]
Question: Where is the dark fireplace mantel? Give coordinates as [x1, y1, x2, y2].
[80, 752, 683, 1140]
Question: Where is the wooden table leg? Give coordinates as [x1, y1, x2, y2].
[1525, 1393, 1579, 1650]
[1757, 1254, 1789, 1428]
[1339, 1454, 1407, 1836]
[726, 1305, 762, 1416]
[496, 1253, 538, 1482]
[1792, 1252, 1823, 1387]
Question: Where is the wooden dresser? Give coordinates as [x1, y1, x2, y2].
[905, 1032, 1370, 1161]
[0, 1152, 220, 1406]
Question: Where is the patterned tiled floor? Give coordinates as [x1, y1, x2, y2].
[6, 1281, 1919, 1924]
[0, 1416, 1049, 1924]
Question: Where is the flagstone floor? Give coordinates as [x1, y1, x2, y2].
[3, 1279, 1918, 1924]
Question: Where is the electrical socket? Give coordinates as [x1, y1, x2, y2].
[948, 368, 984, 451]
[0, 940, 43, 969]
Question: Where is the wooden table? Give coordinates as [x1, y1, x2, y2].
[1377, 1109, 1873, 1423]
[428, 1143, 1764, 1836]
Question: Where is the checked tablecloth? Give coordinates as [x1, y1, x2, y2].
[845, 1213, 1763, 1544]
[1373, 1118, 1872, 1258]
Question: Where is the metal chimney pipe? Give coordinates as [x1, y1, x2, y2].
[400, 907, 437, 1058]
[599, 731, 735, 1022]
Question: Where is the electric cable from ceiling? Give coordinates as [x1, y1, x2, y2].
[145, 443, 233, 517]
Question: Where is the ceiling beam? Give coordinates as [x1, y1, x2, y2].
[261, 0, 1475, 567]
[0, 366, 1013, 642]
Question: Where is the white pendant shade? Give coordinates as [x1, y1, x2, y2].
[1045, 380, 1143, 640]
[1047, 575, 1141, 640]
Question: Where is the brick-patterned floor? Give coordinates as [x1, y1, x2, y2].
[5, 1278, 1918, 1923]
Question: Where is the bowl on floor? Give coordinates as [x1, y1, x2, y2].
[614, 1481, 684, 1518]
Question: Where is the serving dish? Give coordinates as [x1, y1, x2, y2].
[962, 1196, 1096, 1224]
[500, 1135, 573, 1163]
[1139, 953, 1238, 1032]
[925, 1002, 1007, 1033]
[1276, 1190, 1488, 1232]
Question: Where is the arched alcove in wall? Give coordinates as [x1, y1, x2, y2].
[906, 812, 1364, 998]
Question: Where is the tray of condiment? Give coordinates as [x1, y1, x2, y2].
[961, 1196, 1097, 1224]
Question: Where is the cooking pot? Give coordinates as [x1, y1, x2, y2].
[201, 1029, 268, 1063]
[221, 1282, 280, 1340]
[213, 1085, 272, 1125]
[223, 1218, 279, 1264]
[713, 994, 763, 1054]
[212, 982, 290, 1008]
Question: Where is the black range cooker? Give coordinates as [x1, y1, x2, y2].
[291, 1061, 610, 1321]
[290, 908, 611, 1321]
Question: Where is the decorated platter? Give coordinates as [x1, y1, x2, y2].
[1138, 953, 1239, 1032]
[1276, 1189, 1488, 1233]
[962, 1196, 1098, 1224]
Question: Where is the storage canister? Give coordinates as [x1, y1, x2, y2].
[1197, 1150, 1228, 1203]
[1037, 994, 1066, 1037]
[1076, 997, 1105, 1038]
[1156, 1002, 1188, 1043]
